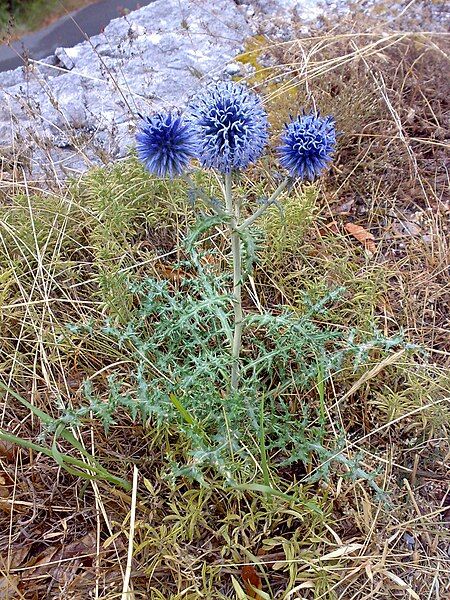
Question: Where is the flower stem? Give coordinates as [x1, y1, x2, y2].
[225, 172, 243, 391]
[237, 177, 290, 232]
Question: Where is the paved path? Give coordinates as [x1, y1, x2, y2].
[0, 0, 155, 72]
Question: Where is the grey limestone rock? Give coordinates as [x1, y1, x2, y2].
[0, 0, 251, 180]
[1, 0, 443, 181]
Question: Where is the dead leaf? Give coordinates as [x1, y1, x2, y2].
[26, 531, 96, 580]
[365, 561, 374, 582]
[0, 470, 14, 504]
[27, 548, 59, 577]
[0, 440, 16, 462]
[318, 221, 340, 238]
[200, 253, 220, 267]
[8, 545, 30, 570]
[384, 570, 420, 599]
[319, 543, 364, 561]
[241, 564, 262, 598]
[0, 575, 20, 599]
[391, 220, 421, 237]
[285, 581, 315, 598]
[294, 581, 315, 589]
[61, 532, 96, 559]
[155, 262, 190, 282]
[344, 222, 376, 255]
[0, 475, 9, 500]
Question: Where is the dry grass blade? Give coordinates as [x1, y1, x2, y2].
[121, 465, 138, 600]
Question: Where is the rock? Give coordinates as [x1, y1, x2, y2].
[0, 66, 26, 88]
[0, 0, 251, 181]
[247, 0, 345, 40]
[252, 0, 324, 18]
[7, 0, 432, 181]
[225, 62, 242, 76]
[54, 47, 75, 70]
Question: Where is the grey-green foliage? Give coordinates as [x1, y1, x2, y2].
[63, 228, 409, 495]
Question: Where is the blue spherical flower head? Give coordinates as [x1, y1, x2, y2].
[278, 112, 336, 180]
[188, 81, 268, 173]
[135, 111, 197, 178]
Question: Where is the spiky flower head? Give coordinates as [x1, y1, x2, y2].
[187, 81, 269, 173]
[135, 111, 197, 178]
[278, 112, 336, 180]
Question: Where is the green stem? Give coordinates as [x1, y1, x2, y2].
[237, 177, 290, 232]
[0, 429, 131, 490]
[225, 172, 243, 391]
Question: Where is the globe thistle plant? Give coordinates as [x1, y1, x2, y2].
[278, 112, 336, 180]
[187, 81, 269, 173]
[136, 111, 197, 178]
[136, 87, 336, 392]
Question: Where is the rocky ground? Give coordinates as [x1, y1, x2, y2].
[0, 0, 250, 179]
[0, 0, 157, 71]
[0, 0, 447, 181]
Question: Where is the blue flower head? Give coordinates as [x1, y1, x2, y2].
[188, 81, 269, 173]
[278, 112, 336, 180]
[136, 111, 197, 178]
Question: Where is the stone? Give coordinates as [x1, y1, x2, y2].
[0, 0, 446, 183]
[0, 0, 251, 181]
[225, 62, 242, 76]
[54, 47, 75, 70]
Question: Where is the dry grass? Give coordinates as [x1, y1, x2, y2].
[0, 1, 449, 598]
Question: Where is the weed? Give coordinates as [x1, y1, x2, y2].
[57, 207, 411, 499]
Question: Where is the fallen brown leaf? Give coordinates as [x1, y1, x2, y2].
[7, 545, 30, 570]
[344, 222, 376, 255]
[326, 220, 340, 234]
[26, 531, 96, 580]
[318, 220, 340, 238]
[0, 441, 16, 462]
[0, 575, 20, 599]
[241, 564, 262, 598]
[155, 262, 190, 282]
[62, 532, 97, 559]
[27, 548, 59, 577]
[0, 470, 14, 505]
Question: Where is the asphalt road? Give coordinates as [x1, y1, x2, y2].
[0, 0, 155, 72]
